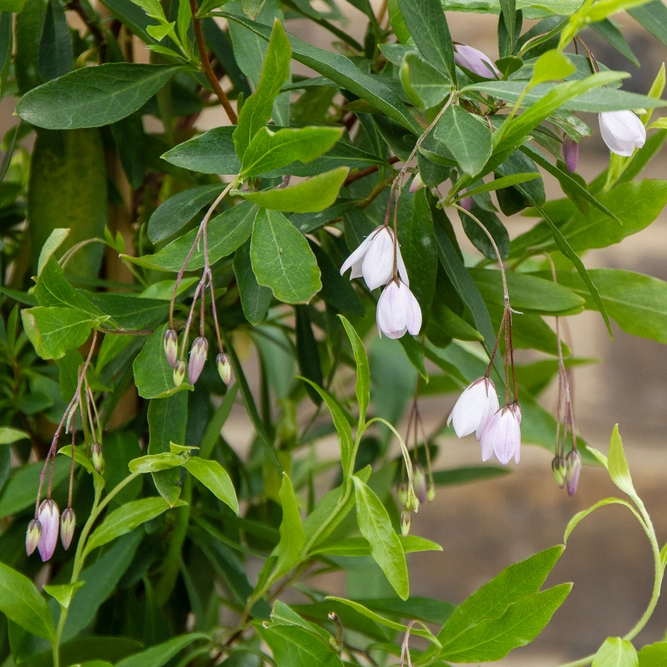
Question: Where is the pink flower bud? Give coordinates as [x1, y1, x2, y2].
[37, 499, 60, 562]
[60, 508, 76, 550]
[413, 463, 426, 505]
[454, 43, 499, 78]
[188, 337, 208, 384]
[216, 352, 232, 385]
[460, 196, 474, 212]
[552, 456, 567, 488]
[340, 226, 410, 291]
[562, 137, 579, 173]
[565, 449, 582, 496]
[479, 403, 522, 466]
[598, 110, 646, 157]
[91, 443, 105, 474]
[447, 377, 499, 439]
[173, 360, 186, 387]
[409, 172, 424, 193]
[163, 329, 178, 367]
[401, 510, 411, 537]
[376, 279, 422, 339]
[26, 519, 42, 556]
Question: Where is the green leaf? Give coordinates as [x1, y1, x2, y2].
[438, 584, 572, 662]
[37, 228, 69, 275]
[115, 634, 209, 667]
[400, 52, 453, 109]
[339, 316, 370, 424]
[397, 0, 456, 81]
[22, 306, 96, 360]
[434, 105, 493, 177]
[250, 207, 322, 303]
[85, 496, 185, 555]
[259, 623, 344, 667]
[0, 561, 55, 641]
[593, 637, 639, 667]
[127, 201, 257, 273]
[299, 377, 354, 478]
[530, 49, 575, 86]
[274, 473, 306, 578]
[128, 452, 185, 473]
[242, 166, 349, 213]
[147, 184, 224, 243]
[353, 476, 409, 600]
[628, 1, 667, 48]
[16, 64, 181, 129]
[639, 641, 667, 667]
[184, 457, 239, 514]
[242, 0, 265, 18]
[220, 11, 421, 134]
[461, 173, 541, 199]
[233, 19, 292, 159]
[431, 466, 511, 485]
[312, 535, 442, 557]
[0, 427, 29, 445]
[161, 126, 241, 174]
[234, 237, 272, 324]
[438, 545, 564, 646]
[43, 582, 85, 609]
[608, 424, 637, 499]
[241, 125, 343, 177]
[134, 324, 190, 399]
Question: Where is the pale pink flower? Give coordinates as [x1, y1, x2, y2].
[376, 279, 422, 339]
[563, 137, 579, 173]
[599, 110, 646, 157]
[447, 377, 499, 438]
[454, 44, 499, 78]
[479, 403, 522, 465]
[37, 499, 60, 562]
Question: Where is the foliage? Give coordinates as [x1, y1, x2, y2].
[0, 0, 666, 664]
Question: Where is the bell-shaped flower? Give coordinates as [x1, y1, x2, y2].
[563, 137, 579, 173]
[376, 279, 422, 339]
[188, 336, 208, 384]
[599, 110, 646, 157]
[454, 43, 499, 78]
[479, 403, 522, 465]
[340, 226, 409, 291]
[37, 499, 60, 562]
[447, 377, 499, 438]
[26, 519, 42, 556]
[565, 449, 581, 496]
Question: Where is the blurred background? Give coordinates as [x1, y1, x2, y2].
[2, 0, 667, 663]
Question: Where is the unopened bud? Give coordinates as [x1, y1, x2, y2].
[37, 499, 60, 562]
[460, 196, 473, 212]
[188, 337, 208, 384]
[552, 456, 567, 489]
[60, 508, 76, 550]
[91, 443, 105, 474]
[562, 136, 579, 174]
[426, 481, 436, 502]
[163, 328, 178, 367]
[401, 510, 412, 537]
[409, 172, 424, 193]
[26, 519, 42, 556]
[413, 464, 427, 505]
[173, 360, 186, 387]
[397, 482, 409, 507]
[216, 352, 232, 385]
[565, 449, 582, 497]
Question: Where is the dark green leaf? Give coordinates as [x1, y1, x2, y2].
[184, 457, 239, 513]
[115, 634, 209, 667]
[234, 237, 272, 325]
[16, 64, 181, 129]
[274, 473, 306, 578]
[339, 315, 371, 424]
[400, 52, 453, 109]
[22, 306, 96, 360]
[629, 0, 667, 48]
[161, 126, 241, 174]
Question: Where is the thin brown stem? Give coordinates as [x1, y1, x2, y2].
[344, 156, 400, 186]
[189, 0, 238, 124]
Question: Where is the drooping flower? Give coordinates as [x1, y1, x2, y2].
[479, 403, 522, 465]
[562, 137, 579, 173]
[37, 499, 60, 562]
[447, 377, 499, 439]
[454, 43, 499, 78]
[565, 449, 582, 496]
[188, 337, 208, 384]
[60, 508, 76, 550]
[599, 110, 646, 157]
[26, 519, 42, 556]
[340, 226, 409, 291]
[376, 279, 422, 339]
[163, 328, 178, 367]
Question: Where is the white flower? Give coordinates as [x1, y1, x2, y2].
[454, 43, 499, 78]
[479, 403, 522, 465]
[447, 377, 499, 438]
[599, 110, 646, 157]
[376, 279, 422, 339]
[340, 226, 409, 291]
[37, 499, 60, 562]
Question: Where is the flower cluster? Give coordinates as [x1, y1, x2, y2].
[340, 226, 422, 339]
